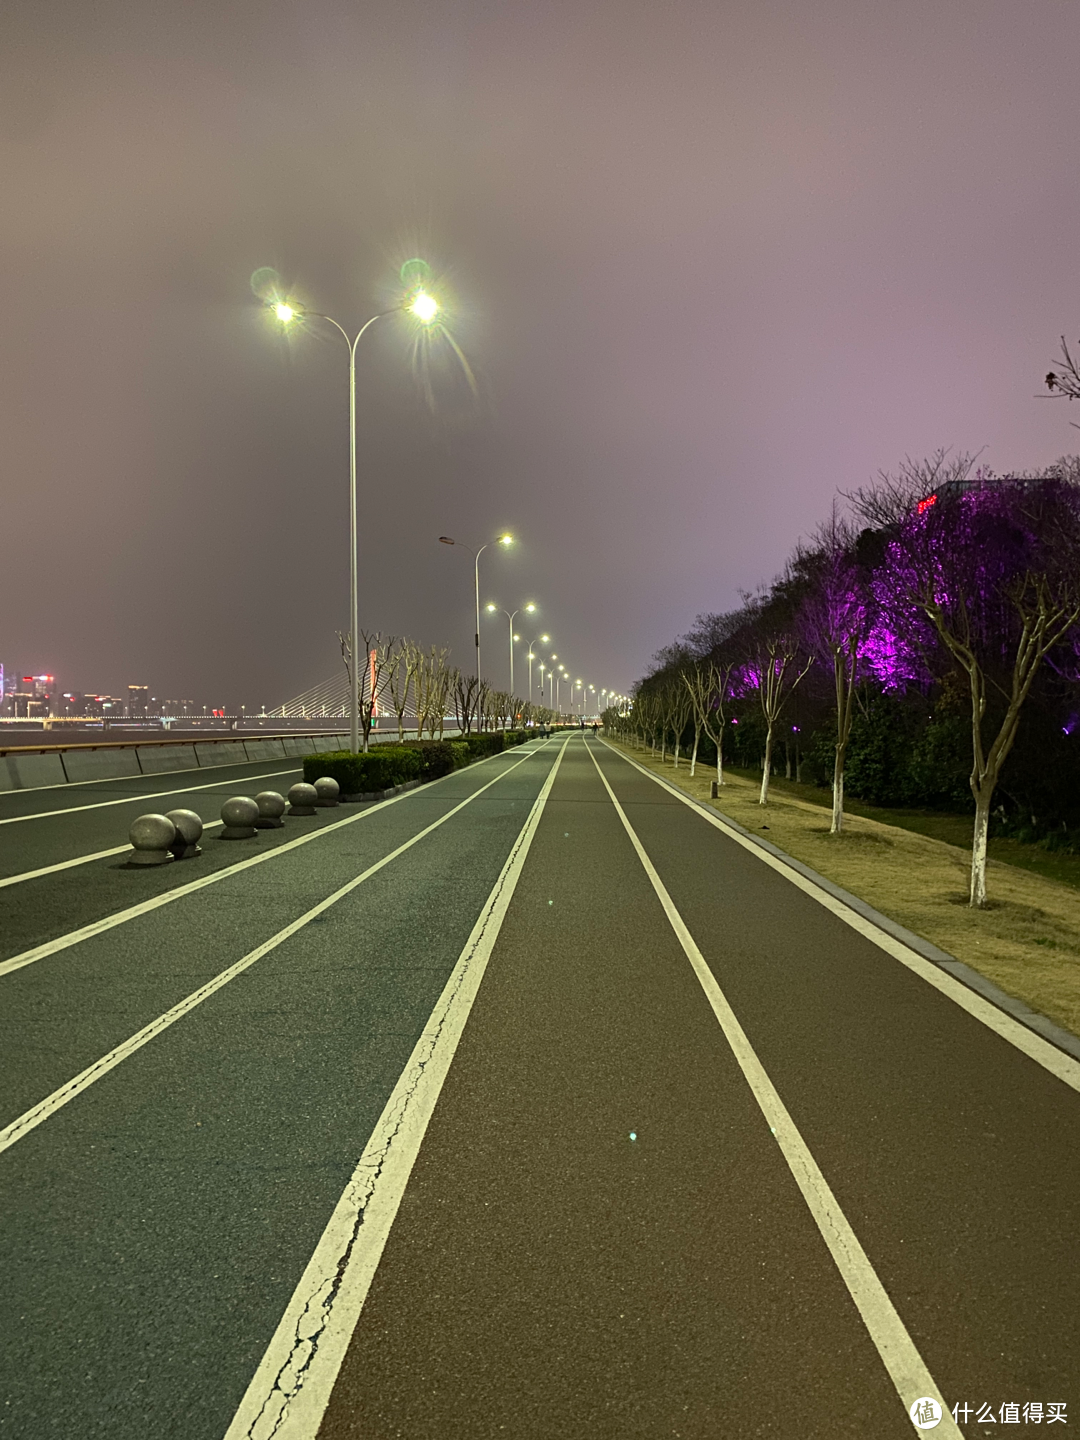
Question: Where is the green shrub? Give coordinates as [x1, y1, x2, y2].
[449, 741, 470, 769]
[304, 747, 422, 795]
[456, 731, 506, 759]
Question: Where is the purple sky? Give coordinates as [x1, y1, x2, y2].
[3, 0, 1078, 709]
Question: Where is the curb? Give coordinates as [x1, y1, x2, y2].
[612, 744, 1080, 1067]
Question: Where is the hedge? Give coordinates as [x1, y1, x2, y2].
[303, 729, 534, 797]
[303, 747, 421, 794]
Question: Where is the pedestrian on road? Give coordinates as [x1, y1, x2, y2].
[580, 719, 586, 732]
[592, 722, 599, 736]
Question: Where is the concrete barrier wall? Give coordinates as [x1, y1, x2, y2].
[243, 738, 288, 762]
[138, 744, 199, 774]
[1, 753, 68, 790]
[61, 749, 142, 784]
[194, 741, 249, 767]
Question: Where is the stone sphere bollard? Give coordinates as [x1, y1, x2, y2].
[166, 808, 203, 859]
[314, 776, 341, 808]
[220, 796, 259, 839]
[254, 791, 286, 829]
[129, 813, 176, 866]
[287, 782, 319, 816]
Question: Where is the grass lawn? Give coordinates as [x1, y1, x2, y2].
[724, 766, 1080, 892]
[610, 742, 1080, 1043]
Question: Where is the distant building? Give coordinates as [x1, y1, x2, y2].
[127, 684, 149, 718]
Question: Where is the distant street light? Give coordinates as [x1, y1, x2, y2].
[440, 534, 513, 681]
[525, 633, 550, 699]
[269, 276, 439, 753]
[485, 601, 536, 694]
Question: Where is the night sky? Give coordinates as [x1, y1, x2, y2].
[3, 0, 1078, 710]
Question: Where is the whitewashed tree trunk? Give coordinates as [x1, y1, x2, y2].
[673, 735, 681, 767]
[759, 724, 774, 804]
[689, 733, 699, 777]
[831, 763, 844, 835]
[970, 795, 990, 907]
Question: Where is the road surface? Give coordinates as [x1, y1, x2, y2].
[0, 735, 1076, 1438]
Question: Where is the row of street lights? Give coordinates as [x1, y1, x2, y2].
[262, 264, 626, 744]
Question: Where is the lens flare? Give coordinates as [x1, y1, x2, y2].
[410, 291, 438, 323]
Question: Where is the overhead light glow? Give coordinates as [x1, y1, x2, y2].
[410, 291, 439, 323]
[274, 303, 296, 323]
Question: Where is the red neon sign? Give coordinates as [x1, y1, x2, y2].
[917, 493, 938, 514]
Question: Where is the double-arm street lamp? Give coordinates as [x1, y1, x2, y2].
[439, 534, 513, 681]
[485, 602, 536, 694]
[525, 634, 550, 699]
[270, 280, 439, 754]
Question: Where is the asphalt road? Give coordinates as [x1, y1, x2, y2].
[1, 735, 1077, 1439]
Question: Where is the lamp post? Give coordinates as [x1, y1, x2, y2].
[485, 602, 535, 694]
[525, 634, 550, 701]
[271, 285, 439, 753]
[440, 534, 513, 682]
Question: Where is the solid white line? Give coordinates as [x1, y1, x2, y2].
[0, 742, 560, 1158]
[0, 822, 226, 890]
[584, 744, 962, 1437]
[600, 740, 1080, 1098]
[0, 744, 550, 980]
[0, 766, 302, 826]
[220, 737, 570, 1440]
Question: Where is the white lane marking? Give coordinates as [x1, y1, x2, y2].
[0, 744, 552, 981]
[221, 737, 570, 1440]
[0, 822, 226, 890]
[585, 744, 962, 1437]
[601, 740, 1080, 1098]
[0, 742, 561, 1158]
[0, 767, 302, 827]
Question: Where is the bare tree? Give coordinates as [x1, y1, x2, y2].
[683, 659, 735, 783]
[388, 639, 424, 741]
[739, 594, 814, 806]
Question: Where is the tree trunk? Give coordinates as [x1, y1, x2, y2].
[784, 739, 792, 780]
[689, 730, 699, 777]
[673, 734, 681, 768]
[795, 739, 802, 784]
[759, 724, 774, 804]
[970, 792, 991, 907]
[830, 746, 845, 835]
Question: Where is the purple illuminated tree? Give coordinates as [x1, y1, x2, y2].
[851, 453, 1080, 906]
[794, 510, 872, 833]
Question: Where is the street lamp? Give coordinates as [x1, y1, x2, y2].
[440, 534, 513, 681]
[271, 280, 439, 753]
[485, 601, 535, 694]
[525, 633, 550, 698]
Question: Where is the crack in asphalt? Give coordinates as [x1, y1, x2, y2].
[240, 791, 538, 1440]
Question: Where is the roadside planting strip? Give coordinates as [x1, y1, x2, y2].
[221, 737, 571, 1440]
[0, 742, 553, 980]
[0, 741, 560, 1158]
[585, 743, 963, 1438]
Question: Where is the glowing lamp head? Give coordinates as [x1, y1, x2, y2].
[525, 603, 536, 613]
[499, 533, 513, 546]
[410, 291, 438, 323]
[486, 603, 497, 612]
[274, 303, 297, 323]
